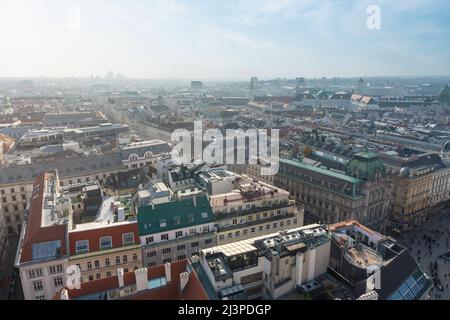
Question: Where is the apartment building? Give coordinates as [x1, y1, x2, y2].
[138, 194, 217, 267]
[381, 152, 450, 232]
[0, 204, 10, 281]
[210, 178, 304, 245]
[194, 223, 331, 300]
[0, 154, 127, 235]
[52, 260, 209, 300]
[15, 172, 71, 300]
[119, 140, 171, 173]
[15, 171, 143, 300]
[68, 196, 142, 283]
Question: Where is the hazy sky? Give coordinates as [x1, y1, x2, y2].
[1, 0, 449, 79]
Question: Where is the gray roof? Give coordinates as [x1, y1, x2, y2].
[0, 153, 125, 185]
[119, 140, 171, 160]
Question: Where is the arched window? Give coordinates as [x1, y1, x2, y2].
[144, 151, 153, 159]
[129, 154, 139, 161]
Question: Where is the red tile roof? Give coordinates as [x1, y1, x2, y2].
[0, 133, 15, 153]
[68, 223, 139, 256]
[53, 260, 209, 300]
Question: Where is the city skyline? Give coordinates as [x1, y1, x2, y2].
[1, 0, 450, 80]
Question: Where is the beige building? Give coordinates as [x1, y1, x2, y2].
[210, 178, 304, 245]
[382, 153, 450, 232]
[0, 154, 127, 235]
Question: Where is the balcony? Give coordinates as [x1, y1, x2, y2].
[215, 202, 292, 220]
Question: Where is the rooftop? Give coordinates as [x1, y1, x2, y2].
[53, 260, 209, 300]
[137, 194, 214, 236]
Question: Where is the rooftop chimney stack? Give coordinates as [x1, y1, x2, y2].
[117, 268, 124, 288]
[180, 272, 190, 291]
[60, 288, 69, 300]
[193, 196, 197, 207]
[165, 262, 172, 282]
[191, 255, 200, 263]
[135, 268, 148, 292]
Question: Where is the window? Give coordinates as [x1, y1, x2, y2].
[159, 219, 167, 228]
[251, 228, 256, 233]
[201, 212, 209, 219]
[175, 231, 183, 238]
[147, 251, 156, 257]
[178, 255, 186, 261]
[266, 224, 270, 230]
[75, 240, 89, 254]
[162, 248, 171, 254]
[33, 281, 43, 292]
[106, 272, 112, 278]
[88, 275, 94, 281]
[243, 229, 248, 236]
[161, 234, 169, 241]
[54, 277, 64, 287]
[205, 238, 213, 245]
[163, 258, 172, 264]
[189, 228, 196, 235]
[227, 232, 232, 239]
[146, 236, 154, 244]
[36, 295, 45, 300]
[177, 244, 185, 251]
[191, 242, 199, 248]
[94, 261, 100, 269]
[273, 223, 278, 228]
[115, 256, 121, 265]
[87, 261, 93, 270]
[100, 236, 112, 250]
[293, 219, 298, 224]
[219, 234, 225, 241]
[96, 274, 101, 280]
[28, 268, 43, 279]
[187, 215, 194, 223]
[173, 216, 181, 225]
[259, 226, 263, 231]
[133, 253, 138, 261]
[123, 255, 128, 263]
[105, 258, 110, 267]
[148, 262, 157, 267]
[122, 233, 135, 246]
[49, 265, 63, 275]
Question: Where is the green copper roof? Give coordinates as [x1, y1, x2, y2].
[279, 158, 362, 184]
[345, 152, 386, 182]
[137, 195, 214, 236]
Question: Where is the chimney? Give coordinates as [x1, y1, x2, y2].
[165, 262, 172, 282]
[191, 255, 200, 263]
[135, 268, 148, 292]
[60, 288, 69, 300]
[180, 272, 189, 291]
[193, 196, 197, 207]
[117, 268, 124, 288]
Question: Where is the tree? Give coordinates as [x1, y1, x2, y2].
[303, 146, 313, 158]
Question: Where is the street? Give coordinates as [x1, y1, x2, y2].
[397, 210, 450, 300]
